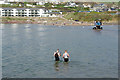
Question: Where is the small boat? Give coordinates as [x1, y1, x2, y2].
[93, 27, 103, 30]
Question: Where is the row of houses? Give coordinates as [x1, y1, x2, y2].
[0, 0, 61, 5]
[65, 2, 119, 12]
[90, 4, 118, 12]
[64, 2, 92, 8]
[0, 8, 62, 17]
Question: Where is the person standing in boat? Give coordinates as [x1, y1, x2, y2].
[62, 50, 70, 62]
[95, 21, 101, 29]
[94, 19, 102, 29]
[54, 49, 61, 61]
[99, 20, 102, 26]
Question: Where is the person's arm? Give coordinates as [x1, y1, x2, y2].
[100, 22, 102, 25]
[62, 54, 64, 58]
[59, 52, 61, 56]
[94, 21, 96, 26]
[54, 52, 56, 56]
[67, 53, 70, 57]
[58, 52, 60, 56]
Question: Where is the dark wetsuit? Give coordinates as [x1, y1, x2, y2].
[55, 52, 60, 61]
[64, 58, 69, 62]
[55, 56, 60, 61]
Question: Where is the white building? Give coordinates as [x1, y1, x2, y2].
[64, 2, 78, 7]
[90, 4, 108, 12]
[0, 1, 10, 4]
[0, 8, 60, 17]
[36, 2, 45, 5]
[83, 4, 91, 8]
[0, 1, 5, 4]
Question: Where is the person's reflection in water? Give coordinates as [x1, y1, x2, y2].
[93, 29, 102, 35]
[54, 61, 60, 71]
[63, 62, 69, 71]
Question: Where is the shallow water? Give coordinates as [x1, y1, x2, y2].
[1, 24, 118, 78]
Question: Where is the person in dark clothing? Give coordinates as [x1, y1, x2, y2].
[54, 49, 61, 61]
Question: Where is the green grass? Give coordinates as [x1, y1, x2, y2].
[2, 17, 28, 21]
[64, 12, 118, 22]
[1, 4, 19, 8]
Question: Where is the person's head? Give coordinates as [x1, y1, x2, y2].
[65, 50, 67, 53]
[57, 49, 59, 52]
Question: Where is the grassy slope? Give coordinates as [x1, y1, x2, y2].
[64, 11, 118, 22]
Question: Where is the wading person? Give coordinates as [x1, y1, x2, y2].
[62, 50, 70, 62]
[54, 49, 61, 61]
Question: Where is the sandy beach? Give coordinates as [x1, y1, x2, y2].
[1, 17, 118, 26]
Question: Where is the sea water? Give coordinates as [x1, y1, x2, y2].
[1, 24, 118, 78]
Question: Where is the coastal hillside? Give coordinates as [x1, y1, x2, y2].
[5, 0, 119, 2]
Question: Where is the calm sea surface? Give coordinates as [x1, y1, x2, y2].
[1, 24, 118, 78]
